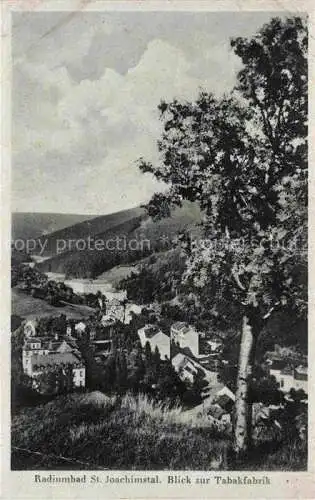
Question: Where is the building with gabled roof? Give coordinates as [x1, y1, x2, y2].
[137, 324, 170, 360]
[269, 361, 308, 394]
[171, 322, 200, 357]
[28, 351, 85, 389]
[171, 353, 198, 384]
[172, 352, 221, 391]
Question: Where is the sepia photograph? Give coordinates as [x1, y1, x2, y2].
[8, 6, 308, 476]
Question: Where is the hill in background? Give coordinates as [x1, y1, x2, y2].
[33, 202, 202, 279]
[35, 207, 145, 258]
[12, 213, 97, 241]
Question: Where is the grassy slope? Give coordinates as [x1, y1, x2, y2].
[11, 288, 95, 320]
[12, 213, 97, 241]
[96, 265, 139, 287]
[11, 392, 306, 471]
[11, 392, 229, 470]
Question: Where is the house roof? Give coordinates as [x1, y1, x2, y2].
[214, 393, 234, 411]
[180, 346, 197, 359]
[171, 353, 186, 370]
[207, 405, 226, 420]
[101, 315, 116, 326]
[31, 352, 83, 369]
[207, 335, 223, 343]
[185, 364, 197, 375]
[142, 324, 161, 339]
[270, 360, 287, 371]
[294, 366, 307, 381]
[75, 322, 86, 330]
[281, 366, 294, 375]
[93, 339, 112, 344]
[206, 383, 227, 400]
[108, 298, 123, 307]
[295, 365, 307, 374]
[171, 322, 191, 333]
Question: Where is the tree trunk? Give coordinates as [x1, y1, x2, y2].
[233, 314, 256, 458]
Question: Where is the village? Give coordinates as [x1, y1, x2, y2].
[11, 260, 308, 436]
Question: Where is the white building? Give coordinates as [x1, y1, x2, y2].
[124, 303, 143, 324]
[63, 279, 112, 295]
[294, 365, 308, 393]
[206, 336, 223, 353]
[106, 298, 125, 322]
[22, 336, 85, 389]
[23, 320, 37, 338]
[171, 353, 198, 384]
[63, 279, 127, 298]
[137, 324, 170, 360]
[74, 321, 87, 335]
[269, 362, 308, 394]
[171, 352, 220, 389]
[29, 352, 85, 388]
[170, 322, 200, 357]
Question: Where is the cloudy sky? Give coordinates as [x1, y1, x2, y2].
[12, 11, 283, 215]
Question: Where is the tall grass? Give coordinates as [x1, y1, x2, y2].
[11, 391, 306, 471]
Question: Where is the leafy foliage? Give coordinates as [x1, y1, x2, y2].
[138, 15, 307, 336]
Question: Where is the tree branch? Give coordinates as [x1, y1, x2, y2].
[250, 83, 275, 147]
[232, 269, 246, 291]
[263, 301, 280, 320]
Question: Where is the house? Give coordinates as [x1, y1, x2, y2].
[197, 356, 221, 371]
[206, 335, 223, 353]
[30, 352, 86, 388]
[252, 402, 282, 442]
[124, 303, 143, 324]
[294, 365, 308, 393]
[170, 322, 199, 357]
[204, 382, 235, 404]
[206, 405, 231, 425]
[92, 339, 112, 356]
[188, 384, 235, 421]
[171, 353, 198, 384]
[23, 320, 37, 338]
[106, 298, 125, 322]
[213, 393, 234, 413]
[23, 339, 50, 372]
[92, 339, 112, 363]
[74, 321, 86, 335]
[171, 352, 221, 390]
[54, 339, 75, 353]
[137, 324, 170, 360]
[100, 314, 117, 335]
[22, 337, 80, 376]
[269, 362, 308, 394]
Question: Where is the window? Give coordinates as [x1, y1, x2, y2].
[280, 379, 284, 388]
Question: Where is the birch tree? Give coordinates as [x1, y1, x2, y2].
[138, 16, 307, 457]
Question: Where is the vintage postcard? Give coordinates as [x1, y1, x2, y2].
[1, 0, 314, 498]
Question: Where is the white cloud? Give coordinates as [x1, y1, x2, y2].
[13, 12, 278, 214]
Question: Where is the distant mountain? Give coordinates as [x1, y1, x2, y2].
[35, 202, 202, 279]
[12, 213, 97, 241]
[34, 207, 145, 258]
